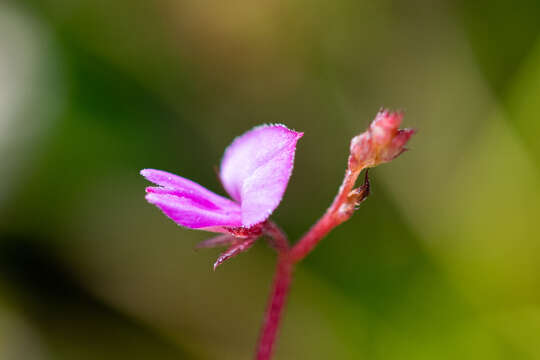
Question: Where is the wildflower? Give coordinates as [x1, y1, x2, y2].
[141, 109, 414, 359]
[141, 124, 303, 238]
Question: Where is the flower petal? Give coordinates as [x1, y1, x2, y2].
[219, 124, 303, 226]
[141, 169, 237, 209]
[240, 152, 293, 226]
[145, 191, 242, 229]
[141, 169, 242, 230]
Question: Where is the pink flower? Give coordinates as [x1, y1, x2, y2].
[141, 124, 303, 233]
[349, 109, 415, 170]
[141, 109, 416, 355]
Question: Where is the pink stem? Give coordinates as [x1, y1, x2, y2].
[255, 163, 366, 359]
[254, 110, 410, 359]
[255, 166, 366, 359]
[256, 254, 293, 360]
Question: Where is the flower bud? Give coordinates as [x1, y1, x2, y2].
[349, 109, 414, 170]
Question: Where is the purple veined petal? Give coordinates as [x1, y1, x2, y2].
[219, 124, 303, 226]
[146, 186, 223, 210]
[141, 169, 238, 209]
[145, 190, 242, 229]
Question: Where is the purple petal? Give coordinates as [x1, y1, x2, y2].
[219, 124, 303, 227]
[141, 169, 237, 209]
[145, 191, 242, 229]
[141, 169, 242, 229]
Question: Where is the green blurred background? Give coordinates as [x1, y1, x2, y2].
[1, 0, 540, 359]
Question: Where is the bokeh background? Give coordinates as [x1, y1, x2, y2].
[2, 0, 540, 359]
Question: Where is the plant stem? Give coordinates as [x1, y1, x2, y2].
[254, 109, 411, 359]
[256, 165, 368, 359]
[256, 223, 292, 360]
[256, 254, 293, 360]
